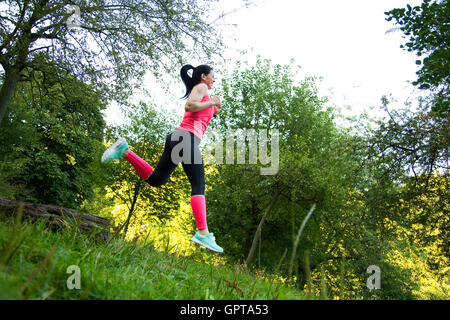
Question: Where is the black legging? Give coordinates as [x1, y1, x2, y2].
[145, 129, 205, 196]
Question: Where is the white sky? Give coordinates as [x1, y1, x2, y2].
[105, 0, 426, 127]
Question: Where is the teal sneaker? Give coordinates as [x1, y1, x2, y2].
[101, 137, 129, 163]
[191, 232, 224, 253]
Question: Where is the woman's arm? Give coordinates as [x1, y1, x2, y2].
[185, 83, 220, 112]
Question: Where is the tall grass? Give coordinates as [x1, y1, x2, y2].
[0, 211, 306, 300]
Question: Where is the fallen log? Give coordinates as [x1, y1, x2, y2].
[0, 196, 110, 241]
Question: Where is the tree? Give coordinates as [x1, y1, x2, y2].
[0, 53, 106, 208]
[206, 58, 364, 273]
[367, 95, 448, 190]
[367, 0, 450, 189]
[385, 0, 449, 117]
[0, 0, 225, 124]
[204, 57, 444, 299]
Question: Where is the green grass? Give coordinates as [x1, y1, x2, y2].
[0, 212, 306, 300]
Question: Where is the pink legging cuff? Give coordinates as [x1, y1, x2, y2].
[190, 195, 208, 230]
[124, 151, 153, 180]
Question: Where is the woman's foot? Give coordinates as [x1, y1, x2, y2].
[101, 137, 129, 163]
[191, 231, 224, 253]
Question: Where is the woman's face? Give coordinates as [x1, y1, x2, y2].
[201, 70, 215, 89]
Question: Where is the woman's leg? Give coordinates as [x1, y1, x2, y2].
[181, 133, 208, 234]
[145, 149, 178, 187]
[177, 131, 223, 253]
[145, 133, 179, 187]
[185, 147, 223, 252]
[184, 165, 207, 233]
[124, 133, 178, 186]
[124, 150, 153, 180]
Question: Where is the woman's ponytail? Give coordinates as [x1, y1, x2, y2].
[180, 64, 195, 99]
[180, 64, 213, 99]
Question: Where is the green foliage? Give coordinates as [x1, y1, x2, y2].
[0, 0, 225, 123]
[200, 57, 449, 300]
[0, 6, 446, 298]
[205, 57, 366, 276]
[0, 59, 106, 209]
[385, 0, 449, 117]
[368, 95, 449, 187]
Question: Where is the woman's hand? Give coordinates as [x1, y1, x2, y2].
[210, 95, 221, 106]
[211, 95, 221, 116]
[214, 104, 222, 115]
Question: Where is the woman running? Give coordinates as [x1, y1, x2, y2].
[101, 64, 223, 253]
